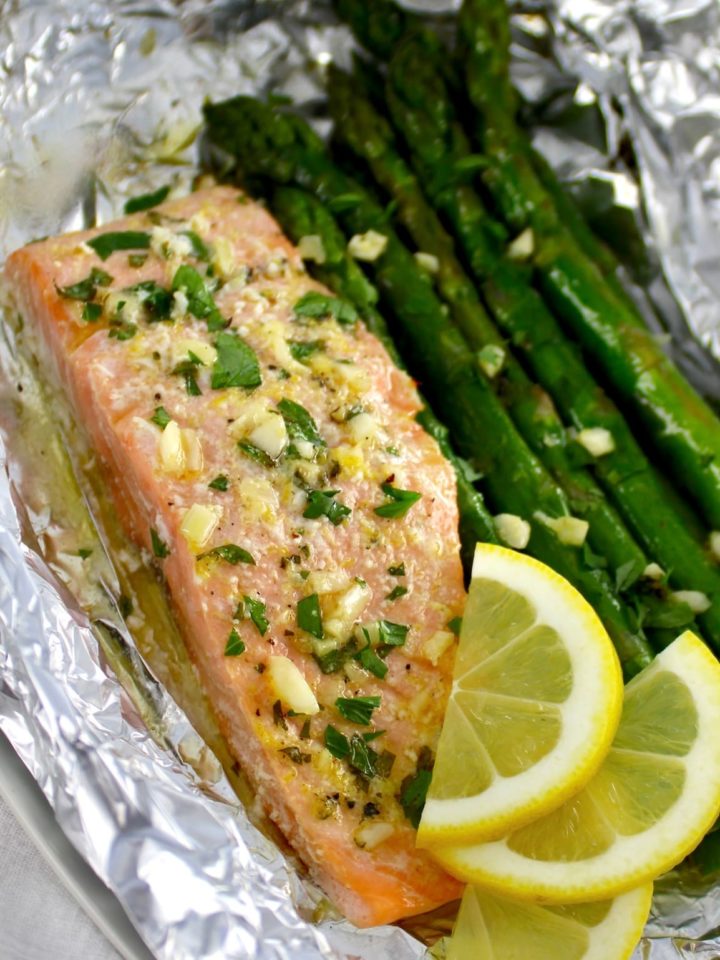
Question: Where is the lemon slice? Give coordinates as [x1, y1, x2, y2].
[446, 883, 653, 960]
[433, 631, 720, 902]
[418, 543, 623, 846]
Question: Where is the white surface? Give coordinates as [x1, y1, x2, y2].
[0, 733, 153, 960]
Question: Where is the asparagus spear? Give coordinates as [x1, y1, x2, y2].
[204, 95, 654, 676]
[382, 30, 720, 651]
[269, 183, 499, 571]
[326, 60, 649, 587]
[457, 0, 720, 531]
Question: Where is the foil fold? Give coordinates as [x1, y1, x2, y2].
[0, 0, 719, 957]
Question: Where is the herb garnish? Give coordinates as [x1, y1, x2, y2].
[292, 291, 358, 325]
[388, 563, 406, 576]
[129, 280, 173, 321]
[58, 267, 113, 302]
[278, 398, 325, 448]
[324, 726, 380, 780]
[399, 747, 434, 828]
[180, 230, 211, 261]
[297, 593, 323, 640]
[237, 440, 275, 468]
[171, 265, 226, 331]
[197, 543, 255, 565]
[172, 352, 203, 396]
[128, 253, 148, 268]
[374, 483, 422, 519]
[208, 474, 229, 491]
[335, 696, 381, 726]
[82, 302, 103, 323]
[108, 320, 137, 341]
[224, 628, 246, 656]
[386, 585, 408, 602]
[280, 746, 311, 764]
[124, 185, 171, 214]
[211, 331, 262, 390]
[355, 644, 388, 679]
[237, 595, 269, 636]
[150, 528, 169, 558]
[77, 548, 93, 560]
[303, 489, 351, 525]
[150, 406, 171, 430]
[87, 231, 152, 261]
[288, 339, 324, 364]
[447, 616, 463, 637]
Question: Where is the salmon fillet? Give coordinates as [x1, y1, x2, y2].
[5, 185, 465, 926]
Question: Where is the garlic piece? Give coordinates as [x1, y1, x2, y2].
[297, 234, 327, 264]
[348, 230, 388, 262]
[354, 821, 394, 850]
[180, 503, 221, 550]
[423, 630, 456, 666]
[159, 420, 185, 474]
[576, 427, 616, 458]
[671, 590, 711, 614]
[248, 412, 288, 460]
[536, 512, 589, 547]
[507, 227, 535, 261]
[414, 251, 440, 273]
[268, 656, 319, 715]
[494, 513, 531, 550]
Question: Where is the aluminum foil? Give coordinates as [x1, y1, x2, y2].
[0, 0, 719, 958]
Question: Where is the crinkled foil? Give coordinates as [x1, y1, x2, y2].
[0, 1, 719, 958]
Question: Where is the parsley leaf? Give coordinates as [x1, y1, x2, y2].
[324, 724, 350, 760]
[150, 528, 169, 558]
[129, 280, 172, 321]
[124, 185, 171, 214]
[224, 628, 246, 656]
[180, 230, 211, 261]
[288, 339, 324, 364]
[77, 548, 93, 559]
[303, 489, 351, 525]
[211, 331, 262, 390]
[323, 726, 379, 780]
[280, 746, 311, 764]
[297, 593, 323, 639]
[82, 302, 103, 323]
[237, 440, 275, 468]
[374, 482, 422, 519]
[615, 557, 645, 593]
[387, 563, 406, 576]
[447, 616, 463, 637]
[150, 406, 171, 430]
[385, 585, 408, 602]
[335, 695, 381, 726]
[108, 320, 137, 341]
[376, 620, 409, 647]
[172, 264, 226, 330]
[172, 354, 202, 396]
[128, 253, 148, 268]
[197, 543, 255, 565]
[58, 267, 113, 301]
[399, 769, 433, 829]
[238, 595, 269, 636]
[355, 644, 388, 679]
[208, 474, 229, 491]
[87, 231, 151, 261]
[277, 398, 325, 447]
[292, 291, 357, 325]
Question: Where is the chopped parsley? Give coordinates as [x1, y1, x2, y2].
[150, 406, 171, 430]
[128, 280, 172, 321]
[327, 193, 364, 214]
[399, 747, 434, 828]
[224, 628, 246, 657]
[288, 339, 324, 363]
[124, 185, 171, 214]
[211, 331, 262, 390]
[197, 543, 255, 565]
[58, 267, 113, 301]
[278, 398, 325, 448]
[324, 726, 380, 780]
[208, 474, 229, 491]
[237, 440, 275, 468]
[150, 528, 169, 558]
[374, 482, 422, 519]
[303, 489, 351, 525]
[355, 644, 388, 679]
[82, 302, 103, 323]
[180, 230, 210, 261]
[128, 253, 148, 268]
[375, 620, 409, 648]
[77, 548, 93, 560]
[297, 593, 323, 640]
[292, 290, 357, 325]
[172, 264, 226, 331]
[388, 563, 406, 576]
[172, 353, 203, 396]
[87, 231, 152, 261]
[108, 320, 137, 341]
[447, 616, 463, 637]
[335, 695, 381, 726]
[280, 746, 311, 764]
[385, 585, 408, 602]
[237, 595, 269, 636]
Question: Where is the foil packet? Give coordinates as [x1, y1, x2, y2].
[0, 1, 719, 958]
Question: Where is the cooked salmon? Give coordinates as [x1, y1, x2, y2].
[5, 185, 466, 927]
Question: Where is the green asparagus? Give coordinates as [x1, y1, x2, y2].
[269, 183, 499, 571]
[382, 29, 720, 651]
[326, 60, 649, 588]
[457, 0, 720, 531]
[204, 95, 654, 675]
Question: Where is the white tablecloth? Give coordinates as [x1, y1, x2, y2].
[0, 795, 121, 960]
